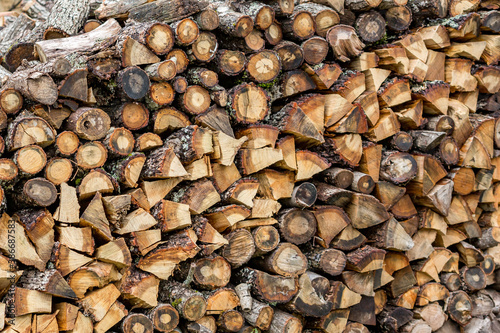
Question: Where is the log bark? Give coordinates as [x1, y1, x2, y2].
[3, 66, 58, 105]
[129, 0, 209, 23]
[231, 1, 275, 30]
[0, 14, 35, 58]
[234, 267, 299, 304]
[35, 18, 122, 62]
[242, 299, 273, 330]
[43, 0, 91, 39]
[159, 281, 207, 321]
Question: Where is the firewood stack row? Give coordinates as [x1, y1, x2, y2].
[0, 0, 499, 332]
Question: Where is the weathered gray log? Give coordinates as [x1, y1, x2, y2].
[0, 14, 35, 57]
[43, 0, 91, 39]
[129, 0, 209, 23]
[34, 18, 122, 62]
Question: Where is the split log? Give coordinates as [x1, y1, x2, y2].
[267, 69, 317, 102]
[203, 288, 240, 315]
[137, 229, 199, 280]
[365, 108, 401, 142]
[326, 25, 365, 62]
[378, 77, 412, 108]
[345, 193, 390, 229]
[307, 309, 350, 332]
[365, 217, 414, 251]
[267, 101, 324, 146]
[285, 271, 333, 317]
[221, 178, 259, 208]
[153, 107, 190, 136]
[374, 46, 410, 74]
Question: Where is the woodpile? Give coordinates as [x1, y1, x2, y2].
[0, 0, 499, 332]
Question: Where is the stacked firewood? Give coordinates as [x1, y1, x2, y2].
[0, 0, 499, 332]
